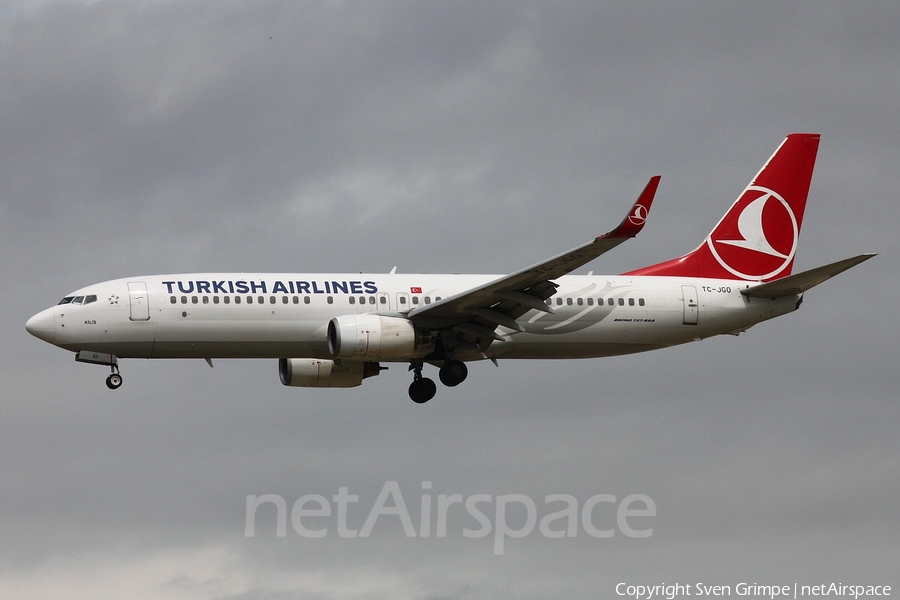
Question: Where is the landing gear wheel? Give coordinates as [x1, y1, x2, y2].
[439, 360, 468, 387]
[106, 374, 123, 390]
[409, 377, 437, 403]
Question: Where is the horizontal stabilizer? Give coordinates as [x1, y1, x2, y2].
[741, 254, 876, 298]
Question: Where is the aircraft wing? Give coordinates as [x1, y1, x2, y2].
[740, 253, 876, 299]
[407, 176, 661, 337]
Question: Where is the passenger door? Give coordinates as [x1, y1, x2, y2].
[128, 281, 151, 321]
[681, 285, 698, 325]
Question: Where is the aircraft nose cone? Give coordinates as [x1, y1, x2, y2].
[26, 309, 55, 343]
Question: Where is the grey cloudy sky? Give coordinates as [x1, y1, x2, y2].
[2, 2, 898, 598]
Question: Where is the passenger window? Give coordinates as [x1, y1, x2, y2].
[369, 297, 375, 305]
[192, 296, 198, 304]
[259, 296, 264, 304]
[566, 298, 573, 306]
[304, 296, 310, 304]
[213, 296, 220, 304]
[618, 298, 624, 306]
[556, 298, 563, 306]
[577, 298, 583, 306]
[181, 296, 187, 304]
[424, 297, 431, 305]
[235, 296, 241, 304]
[412, 297, 419, 305]
[327, 296, 334, 304]
[170, 296, 177, 304]
[639, 298, 645, 306]
[224, 296, 230, 304]
[399, 296, 407, 305]
[247, 296, 253, 304]
[379, 296, 386, 304]
[281, 296, 288, 304]
[349, 297, 356, 305]
[628, 298, 635, 306]
[270, 296, 276, 304]
[202, 296, 209, 304]
[292, 296, 299, 304]
[435, 296, 441, 301]
[608, 298, 615, 306]
[587, 298, 593, 306]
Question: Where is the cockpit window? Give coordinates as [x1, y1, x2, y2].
[71, 296, 85, 305]
[83, 295, 97, 305]
[58, 296, 74, 305]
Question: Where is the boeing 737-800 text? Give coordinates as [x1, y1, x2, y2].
[26, 134, 874, 403]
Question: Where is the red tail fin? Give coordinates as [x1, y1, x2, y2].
[625, 133, 820, 281]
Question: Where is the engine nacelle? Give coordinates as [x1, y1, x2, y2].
[327, 314, 421, 360]
[278, 358, 381, 388]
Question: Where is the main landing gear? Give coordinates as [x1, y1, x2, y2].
[439, 360, 468, 387]
[408, 360, 468, 404]
[408, 364, 436, 404]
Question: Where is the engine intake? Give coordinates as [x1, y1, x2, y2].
[327, 314, 422, 360]
[278, 358, 381, 388]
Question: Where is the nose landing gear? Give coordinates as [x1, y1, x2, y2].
[106, 371, 123, 390]
[75, 351, 123, 390]
[105, 361, 123, 389]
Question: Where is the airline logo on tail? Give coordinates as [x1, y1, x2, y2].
[628, 204, 649, 226]
[707, 185, 799, 280]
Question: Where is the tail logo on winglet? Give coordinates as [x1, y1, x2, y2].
[707, 186, 799, 280]
[628, 204, 649, 226]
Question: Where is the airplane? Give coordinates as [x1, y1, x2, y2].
[26, 133, 874, 403]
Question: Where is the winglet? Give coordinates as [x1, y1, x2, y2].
[600, 175, 660, 239]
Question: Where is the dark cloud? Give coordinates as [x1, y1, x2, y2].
[2, 1, 898, 598]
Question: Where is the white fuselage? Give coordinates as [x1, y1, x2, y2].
[26, 273, 800, 362]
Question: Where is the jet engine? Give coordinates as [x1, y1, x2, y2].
[278, 358, 381, 388]
[327, 314, 423, 360]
